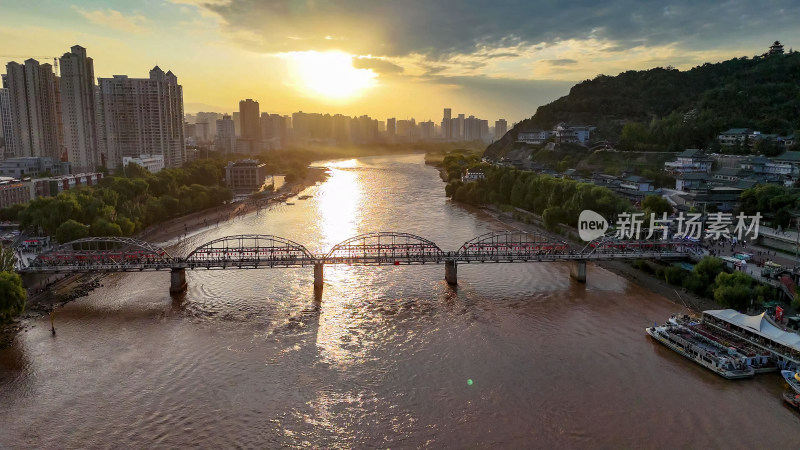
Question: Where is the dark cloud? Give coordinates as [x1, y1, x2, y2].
[352, 57, 404, 74]
[201, 0, 800, 58]
[545, 59, 578, 66]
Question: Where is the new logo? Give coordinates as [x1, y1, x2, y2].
[578, 210, 608, 241]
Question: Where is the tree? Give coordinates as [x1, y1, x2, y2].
[123, 161, 150, 178]
[56, 219, 89, 244]
[642, 195, 672, 217]
[542, 206, 564, 231]
[0, 246, 16, 272]
[714, 271, 755, 309]
[0, 271, 26, 323]
[90, 218, 123, 237]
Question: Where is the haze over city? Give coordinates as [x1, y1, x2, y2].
[3, 0, 800, 122]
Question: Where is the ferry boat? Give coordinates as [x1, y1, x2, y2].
[700, 309, 800, 371]
[671, 314, 776, 373]
[646, 322, 755, 379]
[781, 370, 800, 394]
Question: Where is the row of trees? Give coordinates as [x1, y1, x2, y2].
[445, 165, 631, 231]
[643, 257, 778, 309]
[0, 159, 234, 243]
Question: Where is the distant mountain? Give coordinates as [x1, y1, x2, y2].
[486, 44, 800, 158]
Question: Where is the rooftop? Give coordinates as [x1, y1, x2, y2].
[775, 151, 800, 162]
[705, 309, 800, 352]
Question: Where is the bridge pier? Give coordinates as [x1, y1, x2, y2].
[313, 263, 324, 289]
[445, 261, 457, 285]
[170, 268, 187, 294]
[570, 260, 587, 283]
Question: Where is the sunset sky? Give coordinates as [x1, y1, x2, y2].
[2, 0, 799, 123]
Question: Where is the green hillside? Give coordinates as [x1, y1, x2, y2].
[486, 44, 800, 158]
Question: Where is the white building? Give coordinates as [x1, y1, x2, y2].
[97, 67, 185, 169]
[59, 45, 99, 173]
[4, 59, 62, 160]
[216, 115, 236, 153]
[664, 149, 713, 174]
[517, 130, 554, 144]
[122, 154, 165, 174]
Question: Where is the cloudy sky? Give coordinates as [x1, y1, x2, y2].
[2, 0, 799, 123]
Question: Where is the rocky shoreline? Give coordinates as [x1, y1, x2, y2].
[0, 168, 329, 349]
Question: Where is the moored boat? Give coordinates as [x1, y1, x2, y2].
[781, 370, 800, 394]
[647, 322, 755, 379]
[782, 390, 800, 408]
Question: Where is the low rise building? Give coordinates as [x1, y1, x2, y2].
[675, 172, 710, 191]
[517, 130, 553, 144]
[0, 157, 71, 178]
[619, 175, 654, 192]
[461, 169, 485, 183]
[32, 172, 104, 198]
[225, 160, 267, 192]
[122, 154, 165, 174]
[664, 149, 712, 174]
[555, 123, 595, 145]
[0, 179, 32, 208]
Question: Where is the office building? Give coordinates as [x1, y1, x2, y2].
[225, 159, 267, 192]
[4, 59, 63, 159]
[97, 66, 185, 169]
[59, 45, 99, 173]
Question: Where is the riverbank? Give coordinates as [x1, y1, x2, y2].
[0, 168, 329, 349]
[478, 203, 720, 314]
[137, 167, 328, 244]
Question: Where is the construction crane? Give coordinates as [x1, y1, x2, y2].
[0, 55, 60, 75]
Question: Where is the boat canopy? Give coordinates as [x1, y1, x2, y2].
[704, 309, 800, 352]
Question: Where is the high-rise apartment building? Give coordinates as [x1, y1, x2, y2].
[457, 114, 465, 141]
[239, 99, 261, 141]
[215, 114, 236, 153]
[59, 45, 98, 173]
[386, 117, 396, 138]
[441, 108, 452, 140]
[0, 86, 15, 159]
[494, 119, 508, 139]
[97, 66, 185, 169]
[232, 112, 241, 136]
[4, 59, 62, 160]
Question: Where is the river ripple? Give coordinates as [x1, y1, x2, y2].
[1, 153, 799, 448]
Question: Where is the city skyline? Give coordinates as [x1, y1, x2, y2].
[3, 1, 800, 123]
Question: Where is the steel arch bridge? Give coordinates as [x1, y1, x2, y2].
[324, 232, 446, 265]
[27, 237, 175, 272]
[20, 231, 701, 292]
[184, 235, 315, 268]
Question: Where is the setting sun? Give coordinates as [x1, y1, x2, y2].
[285, 51, 377, 101]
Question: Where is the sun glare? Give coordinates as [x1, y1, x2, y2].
[285, 51, 377, 101]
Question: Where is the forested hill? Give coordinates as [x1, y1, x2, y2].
[486, 47, 800, 158]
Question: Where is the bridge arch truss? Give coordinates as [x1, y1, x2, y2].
[579, 233, 701, 258]
[325, 232, 445, 265]
[184, 235, 315, 268]
[458, 231, 570, 262]
[27, 237, 174, 272]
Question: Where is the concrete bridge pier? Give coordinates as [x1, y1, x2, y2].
[570, 260, 587, 283]
[445, 261, 458, 285]
[170, 268, 187, 294]
[313, 263, 324, 290]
